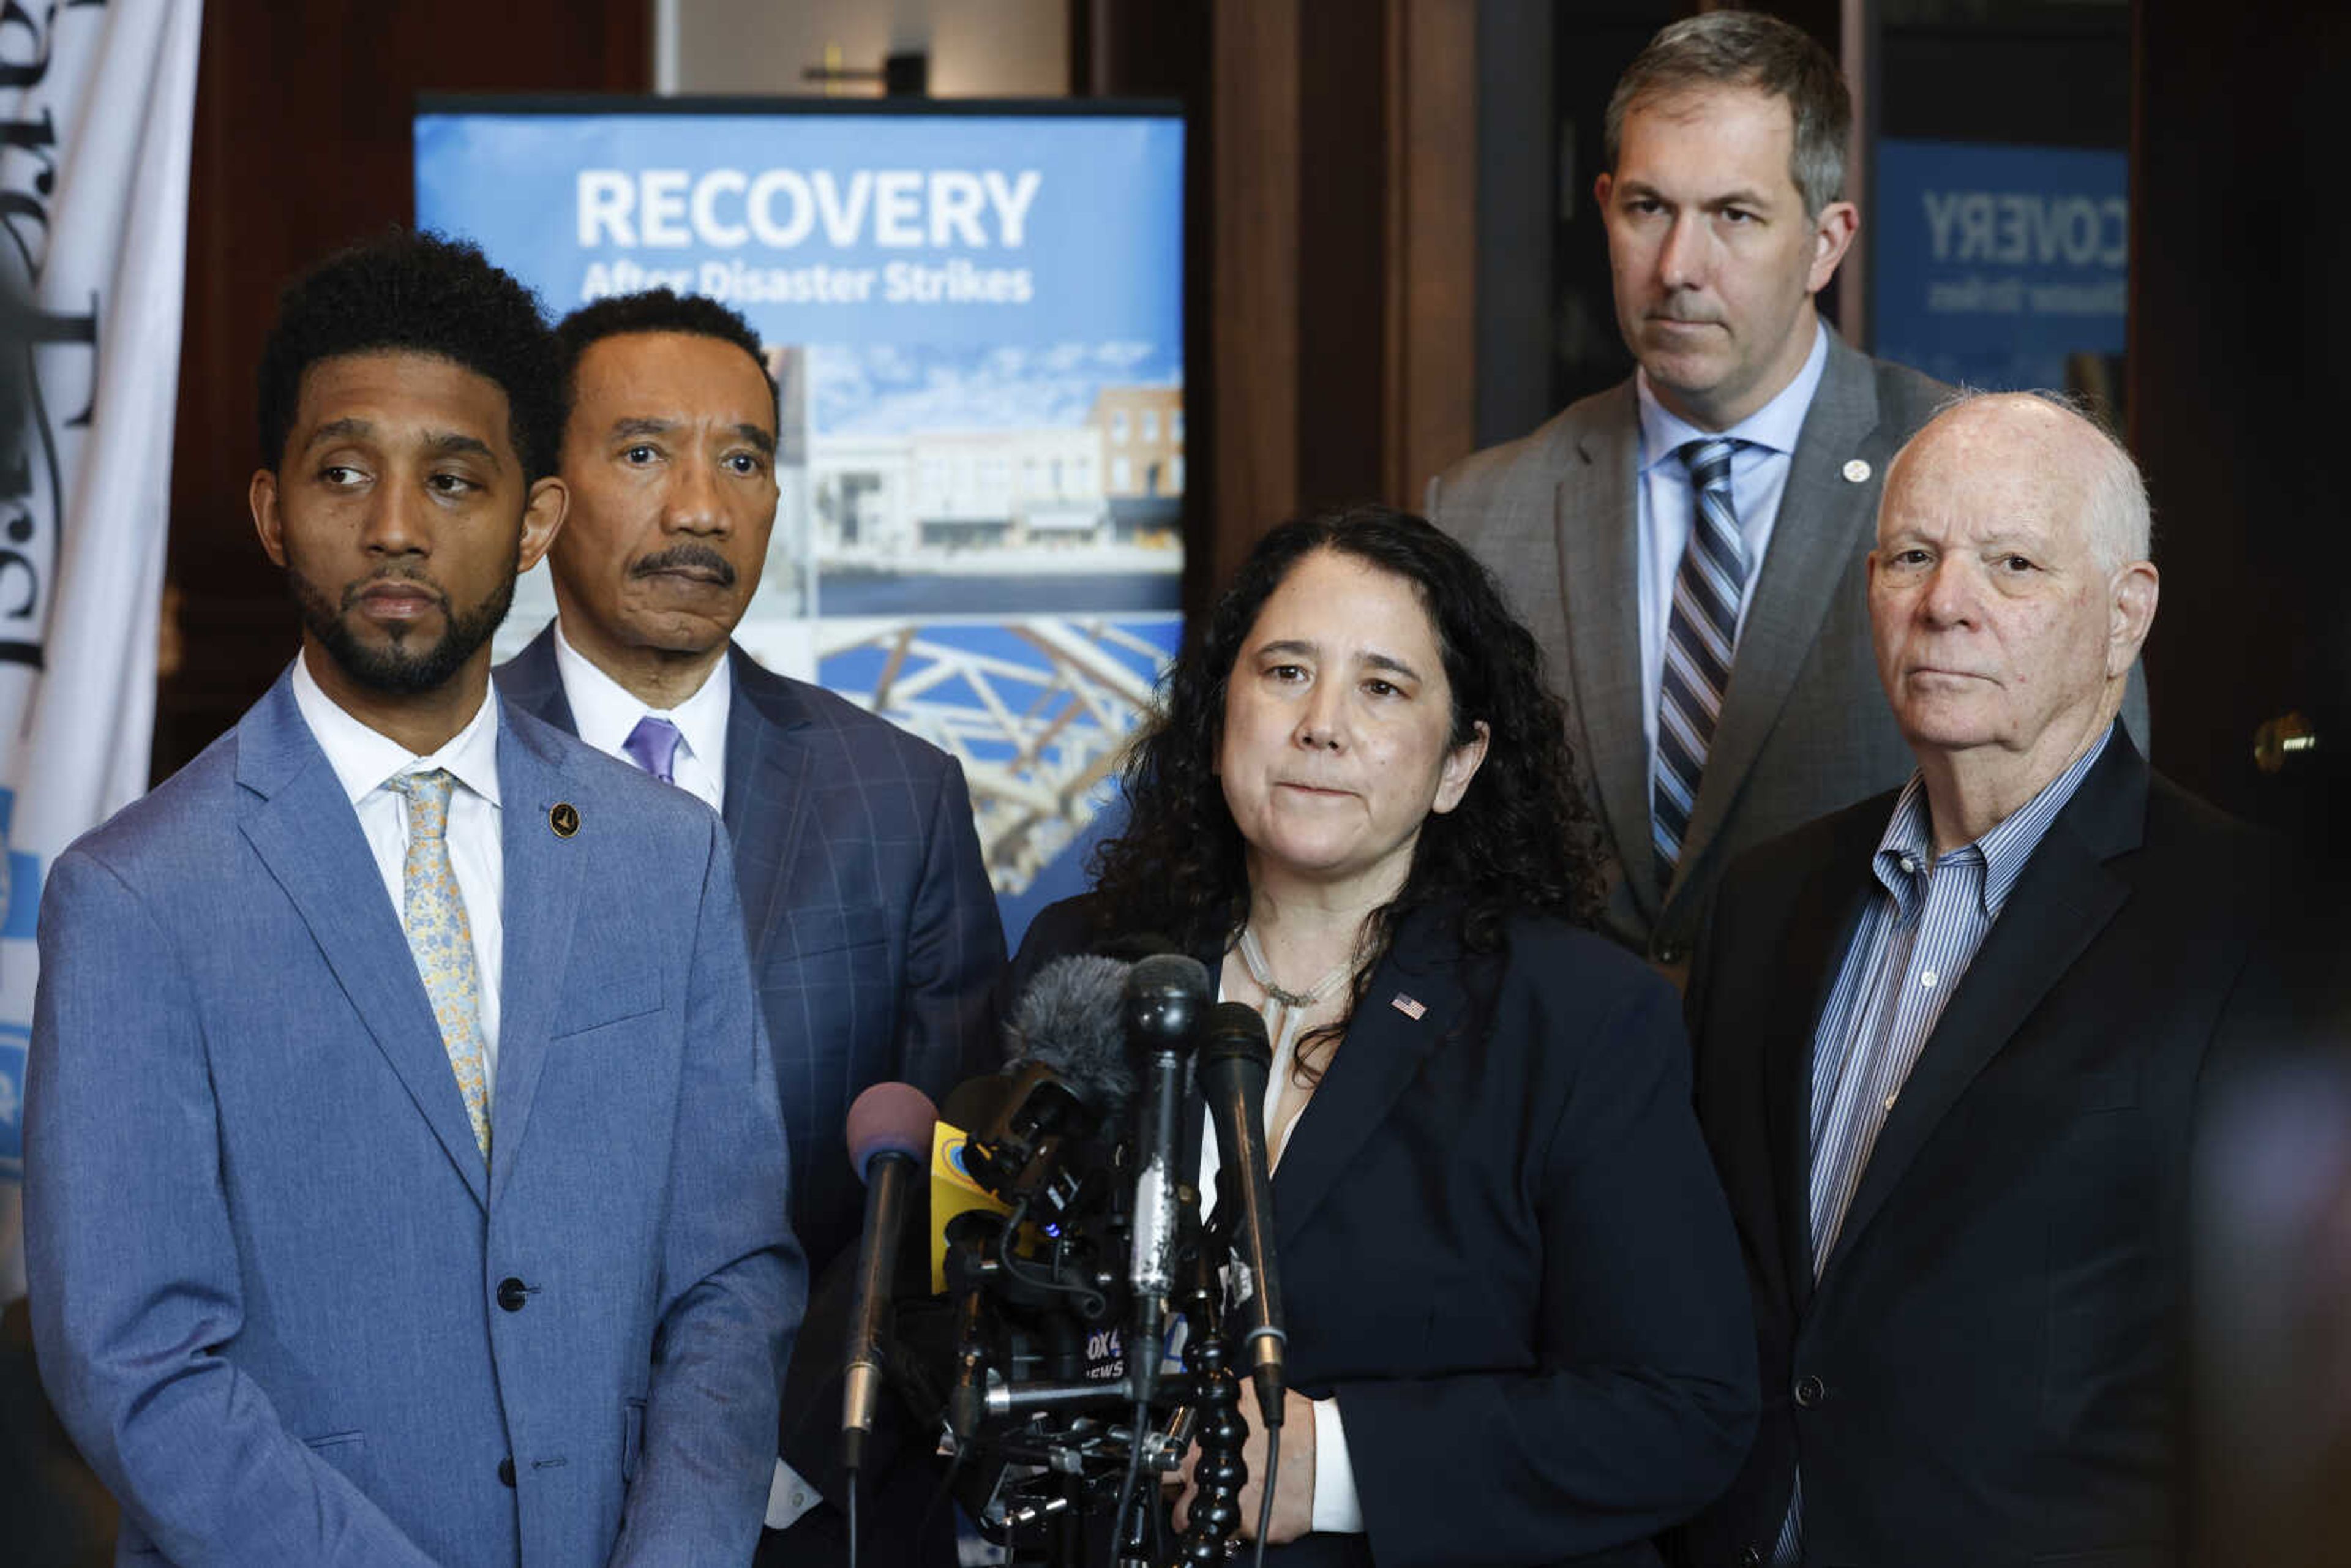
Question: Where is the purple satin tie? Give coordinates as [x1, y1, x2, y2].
[622, 715, 683, 785]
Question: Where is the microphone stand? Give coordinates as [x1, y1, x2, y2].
[1172, 1225, 1246, 1564]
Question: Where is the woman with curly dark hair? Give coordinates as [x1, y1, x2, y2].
[1006, 505, 1756, 1566]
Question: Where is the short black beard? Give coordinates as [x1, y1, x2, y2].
[287, 563, 516, 697]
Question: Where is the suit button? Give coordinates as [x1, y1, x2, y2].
[1654, 940, 1686, 965]
[1794, 1373, 1825, 1408]
[497, 1277, 529, 1312]
[497, 1457, 516, 1487]
[1740, 1550, 1763, 1567]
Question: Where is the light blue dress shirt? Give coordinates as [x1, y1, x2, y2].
[1773, 720, 2116, 1566]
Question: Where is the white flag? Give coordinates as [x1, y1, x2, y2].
[0, 0, 206, 1301]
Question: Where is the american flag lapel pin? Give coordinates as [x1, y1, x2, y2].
[1390, 992, 1426, 1021]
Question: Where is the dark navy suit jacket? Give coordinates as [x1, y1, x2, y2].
[1011, 897, 1758, 1567]
[1681, 730, 2284, 1567]
[498, 626, 1005, 1274]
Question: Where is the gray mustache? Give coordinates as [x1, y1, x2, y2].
[631, 544, 738, 586]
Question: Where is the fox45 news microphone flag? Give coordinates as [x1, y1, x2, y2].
[0, 0, 206, 1302]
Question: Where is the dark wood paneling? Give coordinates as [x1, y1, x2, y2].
[1384, 0, 1479, 503]
[2131, 0, 2350, 857]
[1086, 1, 1482, 597]
[159, 1, 650, 779]
[1207, 0, 1302, 588]
[1293, 0, 1385, 515]
[1071, 0, 1215, 624]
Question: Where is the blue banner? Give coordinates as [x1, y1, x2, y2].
[1872, 138, 2126, 392]
[416, 110, 1182, 351]
[418, 103, 1186, 948]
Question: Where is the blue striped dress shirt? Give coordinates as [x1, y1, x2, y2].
[1774, 721, 2115, 1566]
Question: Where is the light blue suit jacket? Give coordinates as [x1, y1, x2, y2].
[24, 669, 806, 1567]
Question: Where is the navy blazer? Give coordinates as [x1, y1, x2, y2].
[24, 672, 802, 1567]
[1682, 730, 2285, 1567]
[497, 626, 1005, 1274]
[1011, 898, 1758, 1567]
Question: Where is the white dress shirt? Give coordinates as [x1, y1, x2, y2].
[1197, 997, 1363, 1536]
[551, 618, 731, 812]
[290, 655, 506, 1081]
[1634, 320, 1831, 758]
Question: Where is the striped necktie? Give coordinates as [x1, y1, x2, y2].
[393, 769, 492, 1161]
[1652, 437, 1747, 882]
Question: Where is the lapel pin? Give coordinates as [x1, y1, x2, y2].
[1390, 992, 1426, 1021]
[549, 801, 579, 838]
[1842, 458, 1872, 484]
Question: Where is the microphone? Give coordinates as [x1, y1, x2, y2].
[1197, 1001, 1288, 1428]
[1122, 951, 1211, 1406]
[1002, 952, 1136, 1111]
[841, 1081, 939, 1475]
[961, 953, 1137, 1215]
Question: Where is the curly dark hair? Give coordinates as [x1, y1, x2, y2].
[255, 229, 560, 482]
[554, 288, 778, 437]
[1087, 504, 1607, 1078]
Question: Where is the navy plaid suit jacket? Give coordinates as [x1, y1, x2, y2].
[497, 626, 1005, 1274]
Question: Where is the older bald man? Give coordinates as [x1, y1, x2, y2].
[1680, 394, 2287, 1568]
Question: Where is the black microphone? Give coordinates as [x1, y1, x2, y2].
[962, 955, 1137, 1212]
[1122, 951, 1211, 1406]
[1198, 1000, 1288, 1428]
[841, 1081, 938, 1475]
[1002, 952, 1136, 1109]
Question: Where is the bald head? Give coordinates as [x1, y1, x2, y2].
[1884, 391, 2151, 571]
[1868, 391, 2161, 819]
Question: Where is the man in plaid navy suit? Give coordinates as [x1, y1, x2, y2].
[495, 288, 1002, 1555]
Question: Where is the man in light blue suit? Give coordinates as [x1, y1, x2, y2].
[24, 231, 804, 1566]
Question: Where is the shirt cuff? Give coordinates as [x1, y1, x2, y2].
[1308, 1396, 1365, 1534]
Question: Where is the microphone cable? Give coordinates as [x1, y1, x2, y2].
[994, 1195, 1110, 1319]
[913, 1441, 969, 1563]
[1253, 1422, 1277, 1568]
[1109, 1392, 1150, 1565]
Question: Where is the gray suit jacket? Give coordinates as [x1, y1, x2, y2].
[497, 626, 1004, 1276]
[1430, 336, 2148, 962]
[26, 670, 801, 1566]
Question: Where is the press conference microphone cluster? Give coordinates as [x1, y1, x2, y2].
[1198, 1000, 1289, 1426]
[840, 1080, 938, 1476]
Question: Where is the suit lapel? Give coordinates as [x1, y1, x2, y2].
[1269, 921, 1460, 1250]
[721, 646, 814, 956]
[1671, 339, 1884, 908]
[1763, 817, 1884, 1309]
[234, 677, 490, 1210]
[492, 622, 579, 735]
[1818, 740, 2147, 1281]
[1555, 384, 1660, 917]
[482, 705, 589, 1206]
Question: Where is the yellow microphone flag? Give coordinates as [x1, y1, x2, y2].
[930, 1120, 1013, 1293]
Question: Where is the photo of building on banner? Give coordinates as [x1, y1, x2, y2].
[415, 105, 1185, 945]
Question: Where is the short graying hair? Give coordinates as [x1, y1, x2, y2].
[1894, 388, 2156, 571]
[1603, 10, 1851, 219]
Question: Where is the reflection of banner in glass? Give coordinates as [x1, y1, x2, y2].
[1873, 139, 2126, 393]
[416, 103, 1185, 945]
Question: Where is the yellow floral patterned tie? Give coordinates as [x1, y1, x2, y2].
[393, 769, 491, 1161]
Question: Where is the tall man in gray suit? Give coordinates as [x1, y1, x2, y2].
[493, 290, 1002, 1548]
[1432, 12, 1959, 968]
[27, 233, 801, 1565]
